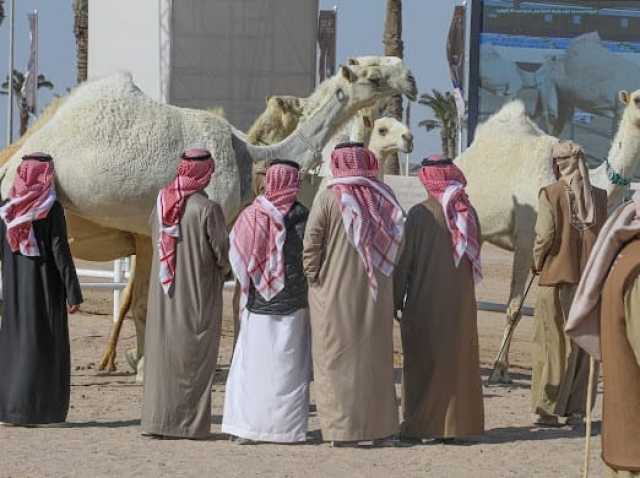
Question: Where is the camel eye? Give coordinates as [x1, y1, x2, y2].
[378, 127, 388, 136]
[634, 97, 640, 107]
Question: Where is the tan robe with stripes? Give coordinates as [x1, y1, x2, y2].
[607, 277, 640, 478]
[394, 199, 484, 438]
[302, 190, 399, 442]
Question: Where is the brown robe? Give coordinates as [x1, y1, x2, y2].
[531, 184, 606, 418]
[302, 190, 399, 442]
[394, 199, 484, 438]
[142, 192, 230, 439]
[601, 240, 640, 476]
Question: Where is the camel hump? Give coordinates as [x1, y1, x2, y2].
[474, 100, 547, 140]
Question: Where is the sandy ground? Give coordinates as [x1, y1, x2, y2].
[0, 245, 604, 478]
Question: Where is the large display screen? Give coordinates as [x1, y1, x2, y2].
[468, 0, 640, 166]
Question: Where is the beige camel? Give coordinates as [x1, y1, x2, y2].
[0, 59, 417, 377]
[246, 96, 305, 146]
[458, 90, 640, 383]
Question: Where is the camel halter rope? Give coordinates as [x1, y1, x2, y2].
[605, 158, 632, 187]
[297, 87, 348, 178]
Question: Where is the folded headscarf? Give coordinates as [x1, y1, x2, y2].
[156, 149, 214, 294]
[552, 141, 595, 228]
[419, 155, 483, 282]
[565, 200, 640, 360]
[230, 160, 301, 310]
[0, 153, 56, 256]
[327, 143, 405, 300]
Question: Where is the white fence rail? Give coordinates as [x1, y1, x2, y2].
[77, 259, 130, 322]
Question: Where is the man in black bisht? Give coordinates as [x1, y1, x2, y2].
[0, 153, 83, 426]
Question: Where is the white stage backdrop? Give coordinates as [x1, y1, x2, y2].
[89, 0, 318, 131]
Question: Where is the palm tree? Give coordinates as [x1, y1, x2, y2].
[0, 70, 54, 136]
[419, 89, 458, 159]
[74, 0, 89, 84]
[379, 0, 404, 174]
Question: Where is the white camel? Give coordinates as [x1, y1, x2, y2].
[299, 112, 414, 207]
[458, 89, 640, 382]
[0, 58, 417, 374]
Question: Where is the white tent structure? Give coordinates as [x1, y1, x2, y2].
[89, 0, 319, 130]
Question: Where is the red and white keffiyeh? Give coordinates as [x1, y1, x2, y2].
[156, 149, 214, 294]
[0, 156, 56, 257]
[419, 156, 483, 282]
[327, 145, 405, 300]
[230, 162, 300, 310]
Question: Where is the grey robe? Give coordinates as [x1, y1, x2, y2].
[394, 199, 484, 438]
[303, 190, 399, 442]
[142, 192, 229, 439]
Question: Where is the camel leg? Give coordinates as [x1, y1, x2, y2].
[98, 257, 135, 372]
[489, 222, 535, 384]
[128, 235, 152, 383]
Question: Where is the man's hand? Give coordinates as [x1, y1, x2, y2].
[68, 304, 80, 314]
[530, 265, 540, 276]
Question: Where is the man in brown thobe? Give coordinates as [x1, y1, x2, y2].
[394, 157, 484, 441]
[566, 198, 640, 477]
[303, 143, 405, 445]
[531, 141, 607, 426]
[142, 149, 230, 439]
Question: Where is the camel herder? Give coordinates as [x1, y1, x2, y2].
[303, 142, 405, 446]
[223, 160, 311, 444]
[142, 149, 230, 439]
[394, 157, 484, 441]
[566, 197, 640, 477]
[232, 160, 268, 347]
[0, 153, 82, 426]
[531, 141, 607, 427]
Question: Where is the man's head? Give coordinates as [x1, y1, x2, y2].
[264, 159, 301, 202]
[330, 142, 379, 178]
[418, 155, 466, 192]
[551, 141, 584, 180]
[22, 152, 52, 162]
[181, 148, 212, 162]
[174, 148, 215, 190]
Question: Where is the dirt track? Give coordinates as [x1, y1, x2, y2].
[0, 245, 603, 478]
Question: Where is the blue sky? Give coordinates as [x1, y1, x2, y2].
[0, 0, 460, 160]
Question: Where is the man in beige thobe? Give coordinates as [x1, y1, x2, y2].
[142, 149, 230, 439]
[531, 141, 607, 426]
[565, 198, 640, 477]
[394, 157, 484, 441]
[303, 142, 405, 446]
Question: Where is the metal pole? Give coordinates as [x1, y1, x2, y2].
[6, 0, 14, 145]
[113, 259, 122, 323]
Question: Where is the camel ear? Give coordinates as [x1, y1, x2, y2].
[266, 95, 272, 105]
[362, 115, 373, 129]
[619, 90, 630, 105]
[341, 65, 358, 83]
[347, 57, 359, 66]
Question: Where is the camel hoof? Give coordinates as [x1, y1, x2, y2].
[98, 351, 117, 372]
[487, 363, 513, 385]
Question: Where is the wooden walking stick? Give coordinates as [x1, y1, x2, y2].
[583, 355, 596, 478]
[488, 273, 536, 383]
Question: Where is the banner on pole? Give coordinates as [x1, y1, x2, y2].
[447, 5, 465, 91]
[22, 11, 38, 115]
[318, 9, 336, 83]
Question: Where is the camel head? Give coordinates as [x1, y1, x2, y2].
[368, 116, 414, 158]
[347, 56, 418, 101]
[619, 90, 640, 128]
[605, 89, 640, 200]
[267, 95, 305, 137]
[243, 57, 416, 174]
